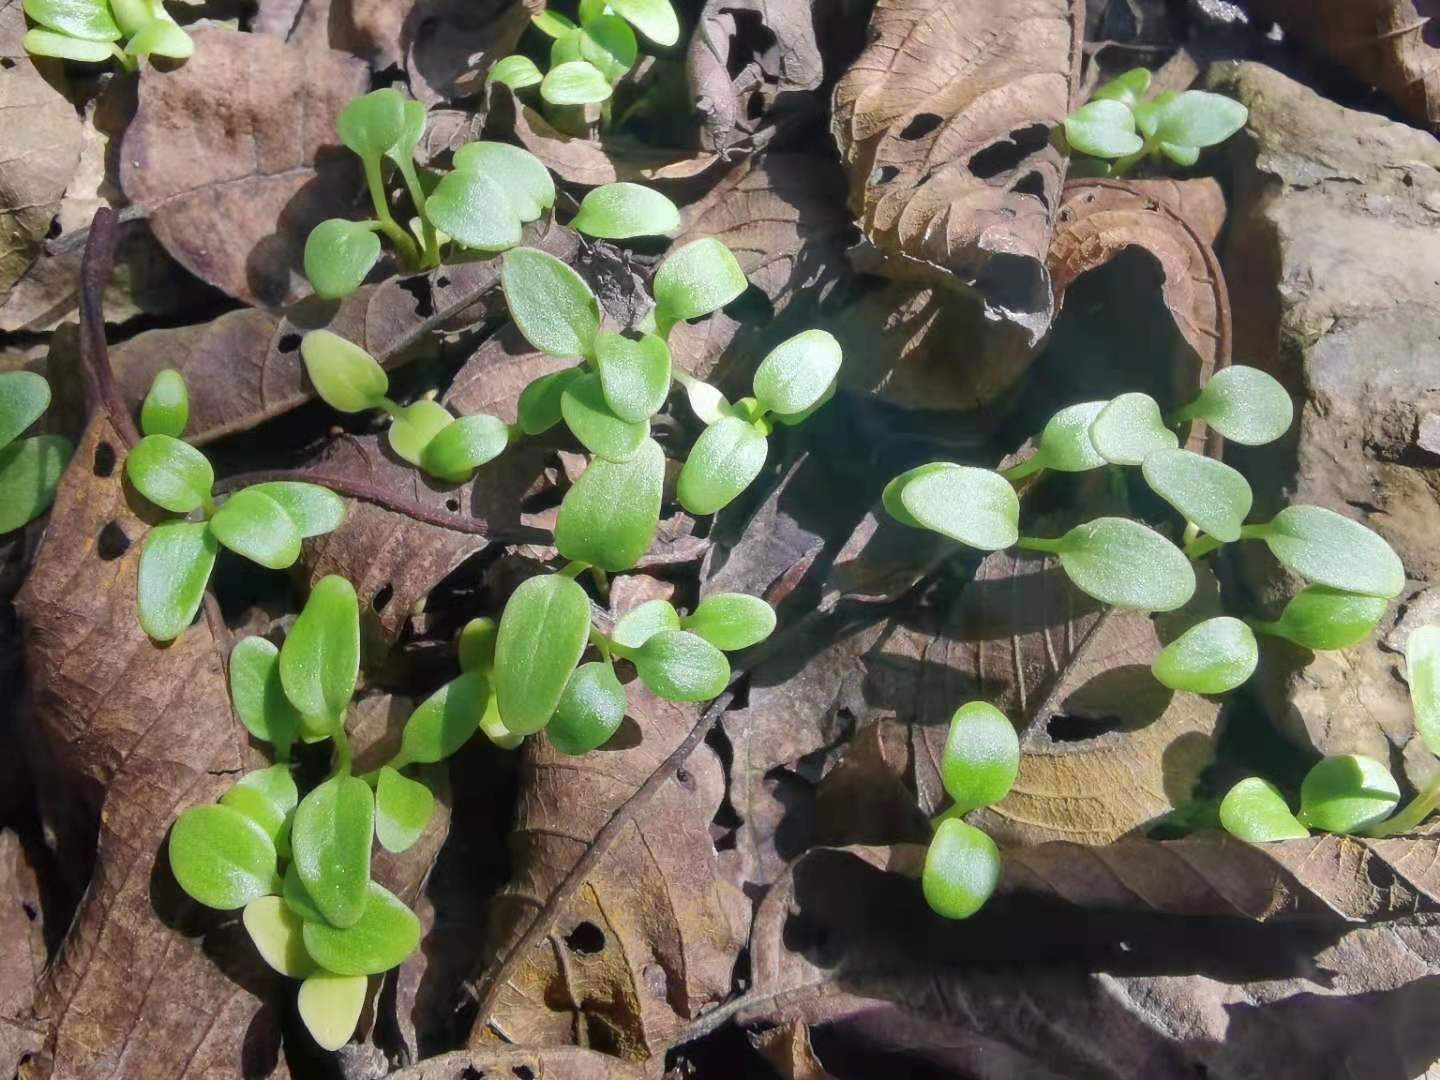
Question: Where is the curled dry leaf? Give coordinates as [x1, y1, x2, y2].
[392, 1047, 646, 1078]
[1247, 0, 1440, 130]
[120, 29, 369, 307]
[468, 687, 749, 1058]
[831, 0, 1082, 344]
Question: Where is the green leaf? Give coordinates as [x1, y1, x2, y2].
[168, 804, 278, 910]
[1141, 448, 1252, 543]
[209, 489, 302, 570]
[752, 329, 843, 417]
[22, 0, 120, 40]
[1091, 67, 1151, 108]
[301, 330, 389, 414]
[561, 372, 650, 462]
[1151, 90, 1248, 149]
[292, 774, 375, 928]
[517, 367, 584, 435]
[124, 19, 194, 60]
[1297, 754, 1399, 835]
[1255, 506, 1404, 598]
[386, 399, 453, 467]
[1178, 366, 1292, 446]
[229, 637, 300, 752]
[555, 436, 663, 571]
[303, 880, 420, 976]
[452, 142, 555, 222]
[137, 522, 218, 641]
[244, 896, 317, 978]
[1159, 141, 1200, 167]
[653, 237, 747, 326]
[495, 574, 593, 734]
[391, 98, 427, 165]
[1151, 616, 1258, 694]
[232, 764, 299, 824]
[480, 693, 524, 750]
[884, 463, 1018, 551]
[421, 413, 511, 482]
[922, 819, 1001, 920]
[374, 767, 434, 853]
[489, 54, 544, 90]
[0, 371, 49, 450]
[531, 8, 578, 36]
[221, 785, 289, 856]
[1088, 393, 1177, 466]
[612, 598, 680, 650]
[140, 368, 188, 439]
[0, 436, 70, 533]
[281, 862, 328, 923]
[676, 415, 768, 516]
[594, 332, 672, 423]
[280, 576, 360, 730]
[1053, 518, 1195, 612]
[552, 17, 638, 84]
[456, 618, 498, 675]
[1218, 778, 1309, 842]
[682, 593, 775, 651]
[770, 378, 835, 427]
[1409, 625, 1440, 758]
[940, 701, 1019, 814]
[396, 671, 490, 766]
[1034, 400, 1108, 472]
[426, 168, 523, 252]
[297, 973, 368, 1052]
[22, 28, 116, 61]
[548, 661, 627, 754]
[631, 629, 729, 702]
[244, 482, 345, 539]
[571, 182, 680, 240]
[1063, 99, 1144, 159]
[674, 372, 732, 425]
[608, 0, 678, 46]
[579, 0, 609, 22]
[304, 219, 382, 301]
[337, 88, 409, 161]
[125, 434, 213, 514]
[541, 59, 613, 105]
[502, 248, 601, 359]
[1252, 586, 1387, 652]
[1133, 91, 1174, 138]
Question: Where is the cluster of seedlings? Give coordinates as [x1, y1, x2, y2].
[21, 0, 191, 66]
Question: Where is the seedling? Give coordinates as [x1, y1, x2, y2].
[0, 370, 72, 534]
[22, 0, 193, 67]
[1221, 624, 1440, 843]
[490, 0, 680, 117]
[918, 702, 1019, 920]
[885, 365, 1403, 695]
[1063, 68, 1248, 176]
[124, 370, 343, 640]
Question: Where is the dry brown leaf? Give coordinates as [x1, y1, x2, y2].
[444, 323, 569, 422]
[750, 1019, 839, 1080]
[392, 1046, 646, 1078]
[120, 29, 368, 306]
[469, 687, 748, 1060]
[0, 0, 83, 303]
[831, 0, 1083, 344]
[1248, 0, 1440, 130]
[0, 832, 46, 1076]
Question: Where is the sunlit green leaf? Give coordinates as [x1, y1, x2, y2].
[386, 399, 453, 467]
[674, 371, 732, 425]
[502, 248, 601, 358]
[1253, 506, 1404, 598]
[561, 372, 650, 462]
[631, 629, 729, 702]
[395, 670, 490, 767]
[488, 54, 544, 90]
[1159, 141, 1200, 166]
[279, 576, 360, 731]
[244, 896, 317, 978]
[548, 661, 626, 755]
[1151, 90, 1248, 149]
[495, 574, 592, 734]
[1218, 777, 1308, 842]
[531, 8, 578, 36]
[1091, 67, 1150, 108]
[229, 636, 300, 752]
[884, 463, 1018, 551]
[1088, 392, 1177, 466]
[1176, 365, 1292, 446]
[922, 819, 1000, 920]
[140, 368, 189, 439]
[302, 880, 420, 975]
[304, 219, 382, 301]
[426, 168, 523, 252]
[1052, 518, 1195, 612]
[124, 19, 194, 60]
[552, 16, 638, 83]
[1408, 625, 1440, 759]
[281, 862, 327, 924]
[611, 598, 680, 650]
[337, 88, 409, 161]
[940, 701, 1019, 814]
[221, 767, 296, 855]
[421, 413, 511, 482]
[22, 0, 119, 41]
[209, 489, 302, 570]
[1297, 754, 1399, 835]
[22, 28, 116, 61]
[752, 329, 842, 417]
[1033, 400, 1107, 472]
[653, 238, 747, 328]
[457, 618, 497, 675]
[555, 436, 663, 571]
[1151, 616, 1257, 694]
[300, 330, 389, 413]
[541, 59, 612, 105]
[479, 692, 523, 750]
[1141, 448, 1252, 543]
[517, 367, 583, 435]
[571, 182, 680, 240]
[125, 433, 213, 514]
[298, 973, 367, 1052]
[608, 0, 678, 46]
[676, 415, 767, 516]
[374, 767, 434, 854]
[682, 593, 775, 652]
[169, 804, 278, 910]
[594, 332, 671, 423]
[1252, 586, 1387, 652]
[1064, 99, 1143, 158]
[452, 142, 555, 222]
[243, 481, 345, 539]
[292, 774, 374, 928]
[137, 522, 218, 641]
[0, 435, 70, 533]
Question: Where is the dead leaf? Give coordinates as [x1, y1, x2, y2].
[0, 1, 83, 303]
[0, 832, 46, 1076]
[830, 0, 1083, 344]
[403, 0, 539, 105]
[120, 28, 368, 306]
[750, 1019, 838, 1080]
[468, 687, 749, 1060]
[392, 1046, 646, 1078]
[1248, 0, 1440, 130]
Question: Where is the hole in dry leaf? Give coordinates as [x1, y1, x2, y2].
[1013, 171, 1047, 202]
[899, 112, 942, 141]
[372, 583, 394, 612]
[97, 521, 130, 560]
[445, 497, 460, 512]
[45, 218, 61, 240]
[968, 124, 1052, 179]
[1046, 713, 1128, 742]
[436, 275, 451, 289]
[0, 57, 15, 69]
[676, 767, 692, 786]
[512, 1067, 535, 1080]
[93, 442, 116, 477]
[565, 921, 605, 954]
[871, 165, 899, 185]
[460, 1068, 483, 1080]
[277, 333, 301, 353]
[400, 278, 434, 319]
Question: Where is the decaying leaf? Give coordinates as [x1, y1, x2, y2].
[392, 1046, 645, 1078]
[0, 0, 83, 304]
[831, 0, 1082, 343]
[120, 29, 369, 306]
[1248, 0, 1440, 131]
[750, 1019, 839, 1080]
[0, 832, 45, 1075]
[469, 687, 749, 1059]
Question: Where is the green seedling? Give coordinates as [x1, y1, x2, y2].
[23, 0, 193, 68]
[1151, 616, 1257, 695]
[140, 367, 189, 439]
[0, 370, 72, 534]
[1064, 67, 1248, 176]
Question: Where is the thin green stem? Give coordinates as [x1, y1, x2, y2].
[201, 493, 217, 519]
[929, 803, 968, 834]
[590, 566, 609, 592]
[333, 727, 352, 777]
[559, 561, 589, 579]
[1364, 774, 1440, 837]
[589, 625, 614, 664]
[1184, 535, 1224, 559]
[376, 396, 402, 418]
[1016, 535, 1064, 554]
[362, 156, 421, 267]
[1108, 140, 1153, 178]
[1000, 455, 1045, 483]
[1183, 522, 1200, 547]
[396, 157, 440, 267]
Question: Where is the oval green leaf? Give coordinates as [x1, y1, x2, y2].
[653, 237, 747, 326]
[452, 141, 555, 222]
[421, 413, 511, 482]
[304, 219, 381, 300]
[244, 481, 345, 539]
[922, 818, 1001, 920]
[457, 618, 498, 675]
[337, 88, 409, 161]
[632, 629, 729, 702]
[140, 368, 189, 440]
[548, 661, 627, 755]
[1181, 365, 1292, 446]
[229, 636, 300, 752]
[1152, 90, 1248, 149]
[1088, 392, 1178, 466]
[517, 367, 584, 435]
[1151, 616, 1258, 694]
[298, 972, 367, 1051]
[1254, 585, 1388, 652]
[682, 593, 775, 651]
[374, 766, 434, 854]
[301, 330, 389, 413]
[531, 9, 578, 36]
[889, 463, 1019, 551]
[137, 522, 218, 641]
[608, 0, 678, 45]
[676, 414, 768, 516]
[1141, 448, 1253, 543]
[940, 701, 1019, 814]
[1091, 67, 1151, 108]
[488, 54, 544, 90]
[571, 182, 680, 240]
[395, 670, 490, 767]
[1409, 625, 1440, 759]
[125, 434, 213, 514]
[1258, 505, 1404, 598]
[555, 437, 663, 571]
[21, 0, 119, 40]
[244, 896, 317, 978]
[502, 247, 601, 359]
[594, 332, 672, 423]
[210, 489, 302, 570]
[1055, 518, 1196, 612]
[279, 575, 360, 730]
[303, 880, 420, 976]
[752, 329, 842, 417]
[1035, 400, 1108, 472]
[541, 59, 612, 105]
[1064, 99, 1144, 158]
[612, 598, 680, 650]
[495, 574, 593, 735]
[22, 28, 116, 61]
[0, 369, 49, 450]
[561, 372, 650, 462]
[292, 774, 375, 928]
[168, 804, 278, 910]
[1218, 778, 1309, 842]
[0, 435, 70, 533]
[426, 168, 523, 252]
[387, 399, 454, 467]
[1297, 754, 1399, 835]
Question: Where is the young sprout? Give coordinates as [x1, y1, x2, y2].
[1141, 449, 1252, 543]
[1217, 778, 1309, 842]
[140, 368, 189, 438]
[1170, 365, 1294, 446]
[22, 0, 192, 68]
[1151, 616, 1258, 694]
[1297, 754, 1400, 835]
[1249, 586, 1388, 652]
[1088, 392, 1178, 466]
[923, 819, 1002, 921]
[0, 370, 72, 534]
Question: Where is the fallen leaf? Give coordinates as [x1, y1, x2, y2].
[0, 832, 45, 1076]
[392, 1046, 645, 1078]
[0, 0, 83, 303]
[402, 0, 539, 105]
[750, 1019, 839, 1080]
[119, 29, 368, 306]
[830, 0, 1083, 344]
[1247, 0, 1440, 131]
